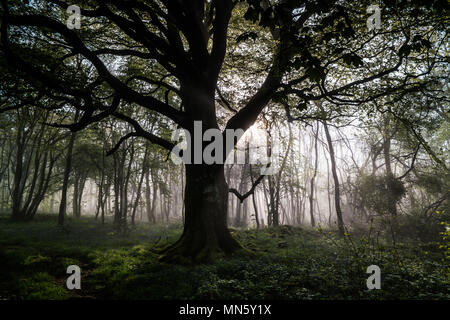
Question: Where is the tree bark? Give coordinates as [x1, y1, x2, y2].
[382, 118, 398, 217]
[309, 124, 319, 227]
[131, 145, 148, 225]
[249, 164, 260, 229]
[58, 126, 77, 226]
[145, 170, 156, 223]
[159, 164, 243, 263]
[322, 120, 345, 236]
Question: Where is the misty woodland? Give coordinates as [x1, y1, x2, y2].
[0, 0, 448, 300]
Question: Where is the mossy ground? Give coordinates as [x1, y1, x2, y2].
[0, 214, 448, 300]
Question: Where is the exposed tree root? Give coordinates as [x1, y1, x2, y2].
[158, 233, 253, 264]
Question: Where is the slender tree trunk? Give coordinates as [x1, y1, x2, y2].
[145, 171, 155, 223]
[383, 119, 398, 217]
[181, 165, 185, 225]
[131, 146, 148, 225]
[324, 150, 333, 227]
[249, 164, 260, 229]
[322, 120, 345, 236]
[11, 120, 25, 219]
[95, 178, 103, 221]
[58, 130, 76, 225]
[234, 162, 247, 228]
[101, 182, 109, 225]
[72, 172, 85, 218]
[309, 124, 319, 227]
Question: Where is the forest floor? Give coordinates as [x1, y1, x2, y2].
[0, 214, 448, 300]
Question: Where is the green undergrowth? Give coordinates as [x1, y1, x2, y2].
[0, 214, 448, 300]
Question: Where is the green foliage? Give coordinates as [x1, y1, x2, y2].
[394, 209, 449, 242]
[23, 254, 52, 267]
[0, 216, 447, 300]
[356, 173, 406, 215]
[17, 272, 69, 300]
[415, 173, 447, 195]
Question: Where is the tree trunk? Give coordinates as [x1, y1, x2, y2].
[324, 150, 333, 227]
[58, 128, 77, 226]
[159, 164, 242, 263]
[233, 161, 248, 228]
[131, 145, 148, 225]
[73, 173, 82, 218]
[249, 164, 260, 229]
[309, 124, 319, 227]
[322, 119, 345, 236]
[382, 119, 398, 217]
[145, 171, 155, 223]
[11, 120, 25, 219]
[181, 165, 185, 224]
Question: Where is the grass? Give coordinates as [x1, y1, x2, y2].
[0, 214, 448, 300]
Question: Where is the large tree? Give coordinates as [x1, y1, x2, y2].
[1, 0, 447, 261]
